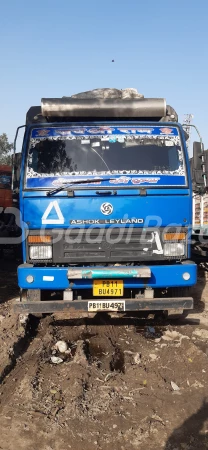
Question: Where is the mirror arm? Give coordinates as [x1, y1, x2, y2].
[13, 125, 26, 155]
[12, 125, 26, 191]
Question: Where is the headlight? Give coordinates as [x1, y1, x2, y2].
[29, 245, 52, 260]
[164, 243, 185, 257]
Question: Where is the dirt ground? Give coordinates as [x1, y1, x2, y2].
[1, 257, 208, 449]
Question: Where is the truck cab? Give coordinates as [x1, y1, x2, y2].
[14, 89, 196, 314]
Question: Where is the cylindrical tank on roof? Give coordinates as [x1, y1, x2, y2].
[41, 96, 166, 119]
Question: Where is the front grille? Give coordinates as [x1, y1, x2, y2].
[52, 228, 163, 263]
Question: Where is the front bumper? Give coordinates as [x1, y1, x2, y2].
[14, 297, 193, 314]
[16, 263, 196, 313]
[18, 262, 197, 290]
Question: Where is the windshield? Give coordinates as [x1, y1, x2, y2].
[26, 125, 186, 188]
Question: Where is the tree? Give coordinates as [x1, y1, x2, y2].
[0, 133, 13, 165]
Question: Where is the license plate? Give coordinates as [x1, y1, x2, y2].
[88, 301, 125, 312]
[93, 279, 124, 297]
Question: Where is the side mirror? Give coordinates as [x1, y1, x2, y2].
[12, 153, 22, 193]
[192, 142, 205, 188]
[193, 141, 204, 170]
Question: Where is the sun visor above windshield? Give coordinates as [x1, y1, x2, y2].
[41, 98, 167, 119]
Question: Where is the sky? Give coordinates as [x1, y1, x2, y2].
[0, 0, 208, 154]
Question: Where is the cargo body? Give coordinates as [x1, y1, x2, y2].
[0, 165, 13, 208]
[0, 165, 21, 252]
[14, 89, 196, 314]
[193, 193, 208, 229]
[191, 146, 208, 259]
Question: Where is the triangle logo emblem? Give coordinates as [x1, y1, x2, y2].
[42, 201, 64, 224]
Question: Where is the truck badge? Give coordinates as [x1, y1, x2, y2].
[100, 202, 113, 215]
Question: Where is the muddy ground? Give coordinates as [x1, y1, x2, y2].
[1, 258, 208, 449]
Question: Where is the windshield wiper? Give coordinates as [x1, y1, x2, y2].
[47, 178, 116, 196]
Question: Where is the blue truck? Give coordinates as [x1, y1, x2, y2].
[13, 88, 201, 315]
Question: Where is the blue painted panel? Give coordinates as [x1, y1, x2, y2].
[23, 194, 191, 229]
[18, 263, 197, 290]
